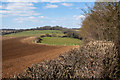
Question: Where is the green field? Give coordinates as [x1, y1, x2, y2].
[5, 30, 64, 37]
[40, 37, 82, 46]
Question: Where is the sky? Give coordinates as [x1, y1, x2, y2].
[0, 1, 95, 29]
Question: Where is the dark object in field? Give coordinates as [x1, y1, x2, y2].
[40, 34, 57, 38]
[61, 35, 67, 38]
[79, 37, 82, 40]
[35, 37, 42, 43]
[16, 40, 118, 79]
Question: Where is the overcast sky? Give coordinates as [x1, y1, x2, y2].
[0, 1, 94, 29]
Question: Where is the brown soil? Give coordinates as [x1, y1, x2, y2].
[2, 36, 79, 78]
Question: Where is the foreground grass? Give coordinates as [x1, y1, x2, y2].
[40, 37, 82, 46]
[5, 30, 64, 37]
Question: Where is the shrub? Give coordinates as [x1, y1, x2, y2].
[34, 37, 42, 43]
[62, 29, 82, 39]
[45, 34, 52, 37]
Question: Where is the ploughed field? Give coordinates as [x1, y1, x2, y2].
[2, 36, 78, 78]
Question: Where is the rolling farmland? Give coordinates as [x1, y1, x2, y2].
[5, 30, 64, 37]
[2, 30, 80, 78]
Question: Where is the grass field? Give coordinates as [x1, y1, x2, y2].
[5, 30, 64, 37]
[40, 37, 82, 46]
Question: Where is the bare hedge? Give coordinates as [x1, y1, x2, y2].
[15, 40, 118, 79]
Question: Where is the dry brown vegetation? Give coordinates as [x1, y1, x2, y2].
[81, 2, 119, 42]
